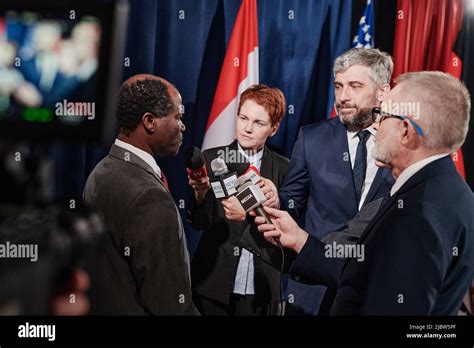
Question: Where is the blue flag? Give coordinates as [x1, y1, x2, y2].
[352, 0, 374, 48]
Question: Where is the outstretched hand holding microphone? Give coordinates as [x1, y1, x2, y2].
[233, 172, 292, 249]
[249, 206, 309, 254]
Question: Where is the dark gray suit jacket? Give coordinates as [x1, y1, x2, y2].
[83, 144, 198, 315]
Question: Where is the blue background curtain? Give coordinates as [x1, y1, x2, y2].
[54, 0, 352, 254]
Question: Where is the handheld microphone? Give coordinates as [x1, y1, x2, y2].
[241, 165, 261, 185]
[227, 161, 250, 177]
[235, 171, 285, 316]
[235, 175, 282, 248]
[209, 158, 239, 199]
[234, 175, 271, 224]
[184, 147, 208, 180]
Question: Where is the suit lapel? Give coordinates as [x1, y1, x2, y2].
[338, 193, 396, 274]
[260, 146, 273, 179]
[109, 144, 169, 192]
[362, 167, 392, 205]
[334, 118, 394, 209]
[355, 158, 452, 248]
[231, 140, 273, 179]
[228, 140, 239, 153]
[333, 120, 358, 211]
[394, 155, 454, 196]
[341, 156, 456, 272]
[356, 194, 396, 246]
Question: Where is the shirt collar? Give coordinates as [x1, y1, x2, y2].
[237, 142, 264, 163]
[114, 138, 162, 177]
[347, 124, 377, 139]
[390, 153, 450, 196]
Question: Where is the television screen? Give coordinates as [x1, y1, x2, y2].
[0, 0, 128, 143]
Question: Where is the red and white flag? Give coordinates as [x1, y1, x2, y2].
[392, 0, 466, 178]
[202, 0, 259, 150]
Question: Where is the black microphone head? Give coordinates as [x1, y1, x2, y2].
[227, 161, 250, 176]
[184, 146, 205, 170]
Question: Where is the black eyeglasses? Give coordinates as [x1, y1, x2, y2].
[371, 107, 425, 136]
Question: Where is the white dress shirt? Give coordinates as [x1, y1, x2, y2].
[232, 143, 264, 295]
[347, 125, 378, 210]
[114, 138, 162, 178]
[390, 153, 450, 196]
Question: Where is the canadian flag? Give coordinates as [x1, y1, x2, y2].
[202, 0, 259, 150]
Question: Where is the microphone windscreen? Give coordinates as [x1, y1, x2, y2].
[210, 158, 228, 176]
[183, 147, 205, 170]
[227, 161, 250, 176]
[235, 174, 253, 192]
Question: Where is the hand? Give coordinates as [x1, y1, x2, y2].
[188, 175, 211, 204]
[258, 178, 280, 208]
[221, 196, 246, 222]
[251, 206, 308, 253]
[50, 269, 90, 315]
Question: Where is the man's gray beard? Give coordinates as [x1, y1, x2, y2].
[372, 135, 398, 165]
[338, 108, 373, 128]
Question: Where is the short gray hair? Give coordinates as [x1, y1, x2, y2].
[333, 48, 394, 87]
[395, 71, 471, 152]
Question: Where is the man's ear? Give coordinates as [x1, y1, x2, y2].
[400, 119, 422, 150]
[378, 83, 391, 102]
[142, 112, 156, 133]
[400, 119, 417, 148]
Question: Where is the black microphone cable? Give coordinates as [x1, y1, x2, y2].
[275, 237, 285, 316]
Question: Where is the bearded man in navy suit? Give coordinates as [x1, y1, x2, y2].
[277, 48, 395, 315]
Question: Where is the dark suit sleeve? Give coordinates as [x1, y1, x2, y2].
[187, 190, 218, 230]
[278, 127, 310, 219]
[241, 229, 344, 289]
[239, 215, 297, 272]
[289, 236, 346, 289]
[124, 187, 195, 315]
[362, 214, 445, 315]
[321, 228, 360, 245]
[321, 198, 384, 245]
[241, 194, 381, 286]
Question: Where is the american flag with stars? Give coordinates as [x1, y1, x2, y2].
[352, 0, 374, 48]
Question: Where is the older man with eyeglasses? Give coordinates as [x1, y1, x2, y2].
[252, 71, 474, 315]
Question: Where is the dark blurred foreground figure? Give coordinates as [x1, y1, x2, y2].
[84, 74, 198, 315]
[0, 206, 102, 315]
